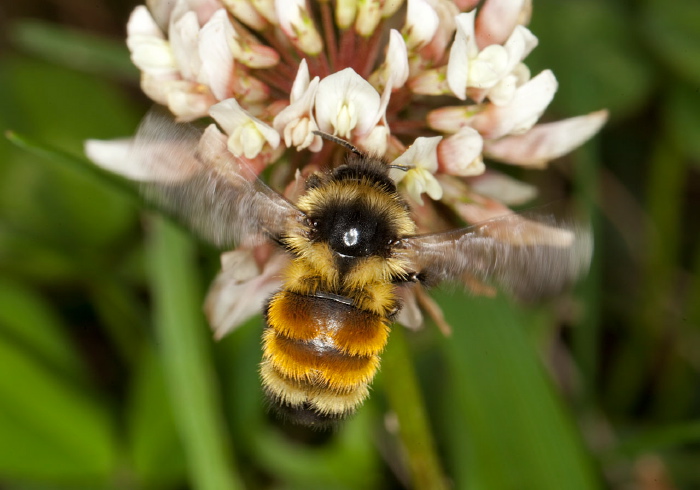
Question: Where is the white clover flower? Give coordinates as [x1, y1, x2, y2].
[389, 136, 444, 204]
[315, 68, 381, 139]
[103, 0, 607, 206]
[87, 0, 608, 333]
[273, 60, 323, 151]
[209, 98, 280, 159]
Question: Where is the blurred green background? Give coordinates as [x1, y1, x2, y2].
[1, 0, 699, 488]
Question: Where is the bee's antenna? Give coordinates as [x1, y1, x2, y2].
[387, 164, 410, 172]
[312, 130, 364, 157]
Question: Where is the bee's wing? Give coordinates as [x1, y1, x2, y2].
[132, 109, 305, 247]
[402, 211, 592, 302]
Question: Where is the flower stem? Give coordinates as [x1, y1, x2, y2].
[148, 216, 244, 490]
[382, 326, 449, 490]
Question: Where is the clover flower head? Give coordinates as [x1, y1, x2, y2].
[87, 0, 608, 334]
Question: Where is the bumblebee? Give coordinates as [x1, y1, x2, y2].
[134, 111, 591, 428]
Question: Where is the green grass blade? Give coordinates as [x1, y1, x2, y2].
[383, 326, 449, 490]
[147, 216, 243, 490]
[8, 19, 138, 79]
[437, 292, 600, 490]
[5, 130, 139, 202]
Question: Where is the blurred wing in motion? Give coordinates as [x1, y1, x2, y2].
[130, 109, 305, 248]
[402, 211, 593, 302]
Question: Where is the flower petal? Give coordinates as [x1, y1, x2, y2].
[475, 0, 527, 48]
[210, 98, 281, 158]
[290, 59, 310, 102]
[85, 138, 143, 179]
[273, 76, 322, 151]
[169, 3, 202, 81]
[355, 0, 382, 37]
[276, 0, 323, 55]
[198, 9, 234, 100]
[127, 6, 177, 76]
[470, 69, 557, 139]
[417, 0, 458, 64]
[437, 126, 485, 176]
[467, 170, 538, 205]
[315, 68, 381, 138]
[483, 109, 609, 167]
[370, 29, 409, 91]
[205, 250, 287, 339]
[222, 0, 267, 30]
[446, 11, 475, 100]
[166, 80, 216, 121]
[391, 135, 442, 173]
[403, 0, 439, 50]
[335, 0, 358, 29]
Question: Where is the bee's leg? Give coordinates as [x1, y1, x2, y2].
[392, 271, 426, 285]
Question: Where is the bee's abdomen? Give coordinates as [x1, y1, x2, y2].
[262, 290, 390, 427]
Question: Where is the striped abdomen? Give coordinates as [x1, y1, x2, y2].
[261, 290, 390, 427]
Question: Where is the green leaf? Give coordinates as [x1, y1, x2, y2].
[614, 421, 700, 457]
[663, 81, 700, 162]
[8, 19, 138, 79]
[250, 412, 381, 489]
[4, 131, 139, 203]
[528, 0, 654, 119]
[0, 56, 139, 251]
[0, 279, 85, 383]
[382, 326, 449, 490]
[0, 334, 117, 480]
[436, 292, 600, 490]
[642, 0, 700, 85]
[127, 347, 188, 488]
[147, 217, 244, 490]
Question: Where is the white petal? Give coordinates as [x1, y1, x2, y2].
[385, 30, 409, 89]
[273, 77, 321, 151]
[483, 109, 608, 167]
[335, 0, 358, 28]
[166, 80, 215, 121]
[206, 251, 287, 339]
[437, 127, 485, 176]
[395, 287, 423, 330]
[315, 68, 381, 138]
[475, 0, 526, 48]
[467, 170, 538, 205]
[469, 44, 509, 88]
[130, 37, 177, 76]
[470, 69, 557, 139]
[423, 170, 444, 200]
[355, 0, 382, 37]
[418, 0, 458, 64]
[446, 12, 474, 100]
[250, 0, 278, 24]
[210, 98, 281, 157]
[391, 135, 442, 172]
[84, 138, 143, 180]
[486, 74, 517, 106]
[127, 7, 177, 76]
[275, 0, 323, 54]
[169, 7, 201, 80]
[222, 0, 267, 30]
[403, 0, 439, 50]
[127, 6, 164, 42]
[290, 59, 311, 102]
[198, 9, 234, 100]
